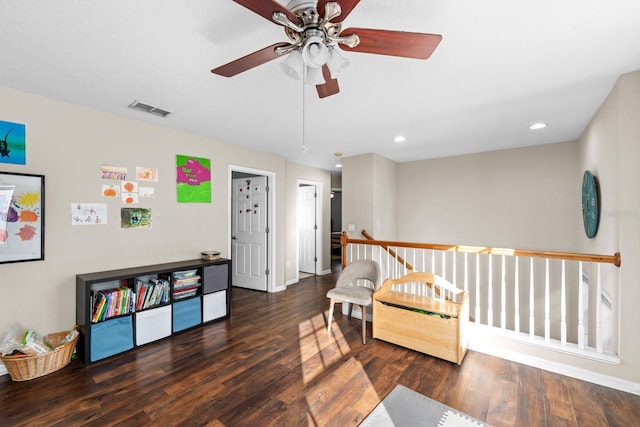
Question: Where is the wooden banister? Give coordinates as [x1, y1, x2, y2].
[361, 230, 416, 272]
[344, 230, 621, 267]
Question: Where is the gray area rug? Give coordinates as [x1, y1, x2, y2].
[360, 385, 490, 427]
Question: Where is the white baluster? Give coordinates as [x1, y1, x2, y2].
[431, 250, 435, 274]
[386, 246, 391, 279]
[596, 263, 603, 353]
[545, 259, 550, 343]
[514, 256, 520, 334]
[464, 252, 469, 293]
[529, 258, 535, 338]
[411, 248, 416, 273]
[578, 261, 585, 349]
[403, 247, 408, 275]
[475, 253, 481, 324]
[442, 251, 446, 282]
[487, 255, 493, 327]
[394, 247, 399, 278]
[561, 260, 567, 345]
[452, 251, 457, 290]
[501, 255, 506, 330]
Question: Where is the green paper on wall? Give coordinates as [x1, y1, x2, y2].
[176, 155, 211, 203]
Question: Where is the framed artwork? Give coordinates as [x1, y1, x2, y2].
[0, 172, 45, 263]
[0, 120, 26, 165]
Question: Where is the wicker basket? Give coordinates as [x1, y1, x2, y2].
[0, 329, 79, 381]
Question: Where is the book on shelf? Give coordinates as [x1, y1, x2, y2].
[134, 277, 170, 311]
[173, 286, 199, 300]
[172, 269, 198, 280]
[173, 275, 201, 285]
[91, 287, 134, 323]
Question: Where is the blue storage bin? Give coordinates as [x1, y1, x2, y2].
[90, 316, 134, 362]
[173, 297, 202, 332]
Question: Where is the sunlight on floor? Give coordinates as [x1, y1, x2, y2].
[297, 313, 382, 424]
[297, 312, 352, 384]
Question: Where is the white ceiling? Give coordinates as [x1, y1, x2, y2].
[1, 1, 640, 171]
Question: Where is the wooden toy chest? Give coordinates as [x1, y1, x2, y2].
[372, 273, 469, 365]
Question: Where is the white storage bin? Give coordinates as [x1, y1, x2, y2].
[135, 305, 172, 345]
[203, 291, 227, 322]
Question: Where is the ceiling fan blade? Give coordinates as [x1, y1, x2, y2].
[316, 65, 340, 98]
[318, 0, 361, 23]
[339, 28, 442, 59]
[232, 0, 298, 24]
[212, 42, 291, 77]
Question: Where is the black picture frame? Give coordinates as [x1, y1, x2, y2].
[0, 171, 45, 264]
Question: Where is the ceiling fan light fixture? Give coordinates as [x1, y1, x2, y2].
[302, 36, 330, 68]
[305, 65, 325, 85]
[327, 46, 349, 78]
[279, 49, 304, 80]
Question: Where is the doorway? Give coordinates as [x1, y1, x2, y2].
[229, 166, 275, 292]
[297, 179, 323, 280]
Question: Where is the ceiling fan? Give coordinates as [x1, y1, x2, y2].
[211, 0, 442, 98]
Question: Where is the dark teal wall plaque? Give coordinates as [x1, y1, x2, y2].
[581, 170, 600, 238]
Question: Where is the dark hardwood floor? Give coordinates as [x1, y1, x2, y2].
[1, 269, 639, 426]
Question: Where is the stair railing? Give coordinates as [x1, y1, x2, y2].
[340, 230, 621, 361]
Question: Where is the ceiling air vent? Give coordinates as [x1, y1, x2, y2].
[128, 100, 171, 118]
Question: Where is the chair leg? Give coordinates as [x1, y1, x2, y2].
[348, 302, 353, 319]
[327, 299, 335, 337]
[361, 305, 367, 344]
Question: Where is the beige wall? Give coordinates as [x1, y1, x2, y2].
[342, 153, 398, 241]
[397, 141, 580, 251]
[578, 71, 640, 383]
[0, 85, 325, 338]
[372, 154, 398, 240]
[342, 154, 375, 238]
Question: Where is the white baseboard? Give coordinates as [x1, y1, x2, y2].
[285, 278, 298, 287]
[468, 330, 640, 396]
[0, 363, 7, 377]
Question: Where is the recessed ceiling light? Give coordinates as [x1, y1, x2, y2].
[334, 152, 343, 168]
[528, 122, 547, 130]
[393, 135, 406, 143]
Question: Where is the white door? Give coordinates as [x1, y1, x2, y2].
[298, 185, 316, 274]
[232, 176, 268, 291]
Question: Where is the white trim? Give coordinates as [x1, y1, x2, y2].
[297, 179, 324, 276]
[468, 324, 640, 396]
[228, 165, 277, 293]
[319, 269, 332, 275]
[471, 323, 620, 364]
[285, 278, 298, 287]
[0, 363, 7, 377]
